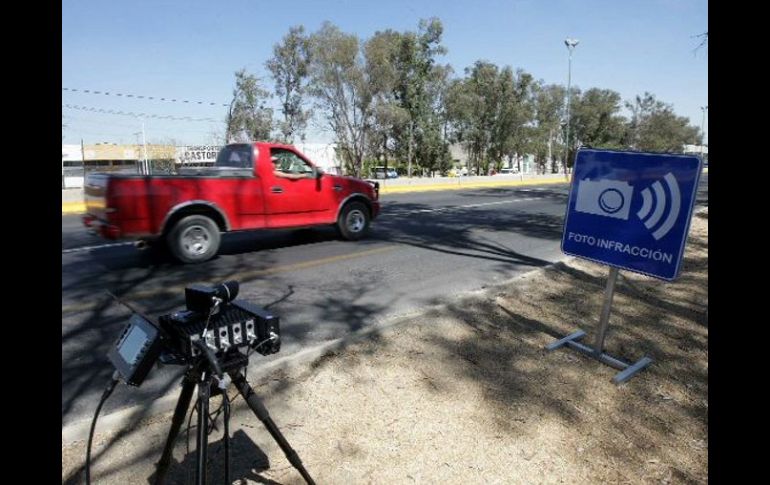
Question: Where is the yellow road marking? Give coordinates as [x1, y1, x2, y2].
[62, 202, 86, 214]
[379, 178, 568, 194]
[62, 179, 569, 214]
[61, 245, 396, 315]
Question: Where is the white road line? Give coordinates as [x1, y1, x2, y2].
[62, 242, 132, 254]
[394, 197, 539, 216]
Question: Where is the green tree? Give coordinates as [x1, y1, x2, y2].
[624, 93, 699, 152]
[446, 61, 497, 175]
[307, 22, 384, 177]
[227, 69, 274, 142]
[418, 63, 453, 175]
[446, 61, 533, 176]
[530, 83, 566, 173]
[497, 68, 536, 173]
[389, 18, 448, 177]
[364, 28, 404, 175]
[266, 26, 312, 143]
[570, 88, 627, 156]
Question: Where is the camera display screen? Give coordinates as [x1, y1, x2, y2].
[109, 312, 163, 387]
[118, 317, 149, 365]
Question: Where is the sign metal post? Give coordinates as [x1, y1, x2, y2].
[547, 148, 702, 384]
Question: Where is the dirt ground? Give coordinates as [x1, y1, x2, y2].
[63, 209, 708, 484]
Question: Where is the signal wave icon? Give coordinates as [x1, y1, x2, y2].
[637, 173, 681, 240]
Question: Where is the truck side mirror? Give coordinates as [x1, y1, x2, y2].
[313, 167, 323, 179]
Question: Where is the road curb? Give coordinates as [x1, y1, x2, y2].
[61, 256, 571, 446]
[62, 202, 86, 214]
[378, 177, 568, 194]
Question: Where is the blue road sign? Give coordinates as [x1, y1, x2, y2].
[562, 149, 703, 281]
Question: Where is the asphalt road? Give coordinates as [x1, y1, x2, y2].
[62, 174, 708, 428]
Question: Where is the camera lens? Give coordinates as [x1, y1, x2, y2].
[598, 188, 625, 214]
[214, 281, 239, 303]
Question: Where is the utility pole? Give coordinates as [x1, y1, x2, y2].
[141, 120, 149, 175]
[80, 138, 86, 184]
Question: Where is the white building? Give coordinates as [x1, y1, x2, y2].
[448, 143, 539, 174]
[683, 144, 708, 155]
[62, 144, 84, 188]
[294, 143, 343, 174]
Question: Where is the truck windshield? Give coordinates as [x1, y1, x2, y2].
[215, 144, 254, 169]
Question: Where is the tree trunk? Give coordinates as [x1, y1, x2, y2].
[408, 122, 413, 178]
[547, 128, 552, 166]
[383, 136, 388, 177]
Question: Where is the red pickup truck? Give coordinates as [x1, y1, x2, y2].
[82, 142, 381, 263]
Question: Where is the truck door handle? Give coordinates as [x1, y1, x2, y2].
[271, 187, 283, 194]
[333, 184, 342, 191]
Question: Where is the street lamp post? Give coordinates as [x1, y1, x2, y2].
[226, 97, 236, 144]
[141, 120, 149, 175]
[564, 37, 579, 174]
[134, 120, 149, 175]
[700, 105, 708, 161]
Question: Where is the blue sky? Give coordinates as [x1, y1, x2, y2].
[62, 0, 708, 146]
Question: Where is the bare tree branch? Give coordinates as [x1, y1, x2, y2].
[692, 31, 708, 55]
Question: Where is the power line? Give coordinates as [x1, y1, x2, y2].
[63, 87, 230, 107]
[62, 114, 144, 129]
[63, 104, 220, 122]
[63, 114, 220, 135]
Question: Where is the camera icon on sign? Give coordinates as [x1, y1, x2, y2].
[575, 178, 633, 220]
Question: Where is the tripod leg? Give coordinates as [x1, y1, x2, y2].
[223, 390, 230, 485]
[229, 370, 316, 485]
[154, 374, 197, 485]
[196, 374, 212, 485]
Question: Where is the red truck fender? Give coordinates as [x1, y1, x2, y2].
[160, 200, 232, 235]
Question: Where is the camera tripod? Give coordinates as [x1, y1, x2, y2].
[153, 349, 315, 485]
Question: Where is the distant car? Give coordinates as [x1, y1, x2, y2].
[499, 168, 518, 175]
[372, 167, 398, 179]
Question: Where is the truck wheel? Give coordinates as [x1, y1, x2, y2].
[337, 201, 370, 241]
[167, 215, 221, 264]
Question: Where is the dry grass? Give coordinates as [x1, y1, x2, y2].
[63, 209, 707, 484]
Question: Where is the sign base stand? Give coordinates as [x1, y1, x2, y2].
[546, 330, 653, 384]
[546, 267, 653, 384]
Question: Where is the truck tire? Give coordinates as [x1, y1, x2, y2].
[167, 215, 221, 264]
[337, 201, 370, 241]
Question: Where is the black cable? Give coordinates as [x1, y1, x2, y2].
[208, 396, 224, 434]
[209, 397, 224, 421]
[238, 335, 271, 398]
[223, 391, 231, 485]
[62, 87, 229, 107]
[86, 371, 120, 485]
[185, 396, 199, 485]
[252, 336, 273, 353]
[62, 104, 218, 122]
[186, 396, 199, 459]
[243, 345, 254, 382]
